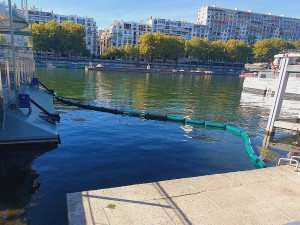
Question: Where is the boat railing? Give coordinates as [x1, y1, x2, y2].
[0, 0, 34, 97]
[0, 46, 35, 96]
[281, 49, 300, 54]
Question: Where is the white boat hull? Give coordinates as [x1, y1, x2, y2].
[0, 83, 59, 146]
[243, 77, 300, 99]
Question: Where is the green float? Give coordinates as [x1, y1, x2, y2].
[38, 80, 266, 169]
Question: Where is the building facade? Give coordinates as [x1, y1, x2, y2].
[197, 5, 300, 44]
[147, 18, 208, 40]
[28, 7, 98, 55]
[107, 20, 150, 49]
[99, 18, 209, 55]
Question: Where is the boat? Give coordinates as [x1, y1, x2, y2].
[242, 50, 300, 99]
[0, 0, 60, 146]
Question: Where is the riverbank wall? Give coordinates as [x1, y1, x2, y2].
[34, 56, 244, 75]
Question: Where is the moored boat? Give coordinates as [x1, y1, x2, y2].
[242, 50, 300, 99]
[0, 0, 59, 146]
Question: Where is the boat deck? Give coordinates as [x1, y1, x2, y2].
[67, 165, 300, 225]
[0, 83, 58, 145]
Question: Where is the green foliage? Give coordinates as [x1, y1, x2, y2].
[253, 38, 295, 62]
[185, 37, 210, 61]
[32, 21, 88, 56]
[103, 46, 125, 59]
[225, 39, 252, 63]
[163, 35, 185, 61]
[138, 32, 185, 61]
[118, 36, 298, 63]
[294, 40, 300, 49]
[0, 34, 7, 44]
[138, 32, 156, 59]
[124, 43, 140, 60]
[209, 40, 225, 62]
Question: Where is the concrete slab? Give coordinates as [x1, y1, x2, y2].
[67, 165, 300, 225]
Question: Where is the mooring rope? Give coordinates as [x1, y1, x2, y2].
[40, 81, 266, 168]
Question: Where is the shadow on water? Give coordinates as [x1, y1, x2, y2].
[0, 144, 57, 224]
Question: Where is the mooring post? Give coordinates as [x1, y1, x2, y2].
[265, 55, 290, 136]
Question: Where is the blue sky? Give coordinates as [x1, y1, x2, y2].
[15, 0, 300, 29]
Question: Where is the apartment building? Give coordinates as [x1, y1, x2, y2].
[98, 29, 110, 55]
[107, 20, 150, 49]
[28, 7, 98, 55]
[99, 18, 209, 55]
[197, 5, 300, 44]
[147, 18, 208, 40]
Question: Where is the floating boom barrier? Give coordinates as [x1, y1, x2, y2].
[40, 81, 267, 169]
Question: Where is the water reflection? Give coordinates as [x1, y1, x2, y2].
[0, 144, 57, 224]
[260, 134, 300, 164]
[240, 87, 300, 159]
[28, 68, 297, 225]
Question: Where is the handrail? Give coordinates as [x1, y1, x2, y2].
[277, 158, 299, 171]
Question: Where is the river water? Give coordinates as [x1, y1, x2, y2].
[1, 68, 299, 224]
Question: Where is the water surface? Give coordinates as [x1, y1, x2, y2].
[1, 68, 298, 225]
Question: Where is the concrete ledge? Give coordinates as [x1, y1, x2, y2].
[67, 165, 300, 225]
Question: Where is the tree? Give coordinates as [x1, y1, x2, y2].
[32, 22, 50, 52]
[124, 43, 140, 60]
[163, 35, 185, 61]
[117, 46, 125, 58]
[102, 46, 125, 59]
[185, 38, 210, 61]
[32, 21, 88, 56]
[225, 39, 252, 63]
[294, 40, 300, 49]
[253, 38, 295, 62]
[124, 43, 134, 59]
[60, 21, 86, 56]
[0, 34, 7, 45]
[138, 33, 156, 60]
[132, 46, 140, 60]
[209, 40, 225, 62]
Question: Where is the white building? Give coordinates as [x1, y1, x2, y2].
[99, 29, 110, 55]
[146, 18, 208, 40]
[99, 18, 209, 55]
[28, 7, 98, 55]
[109, 20, 149, 48]
[197, 5, 300, 44]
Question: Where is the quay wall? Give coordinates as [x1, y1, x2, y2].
[34, 56, 244, 75]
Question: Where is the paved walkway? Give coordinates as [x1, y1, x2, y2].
[67, 165, 300, 225]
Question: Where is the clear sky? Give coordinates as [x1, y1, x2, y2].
[14, 0, 300, 30]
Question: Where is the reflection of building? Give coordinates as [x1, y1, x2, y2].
[28, 7, 98, 55]
[197, 5, 300, 44]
